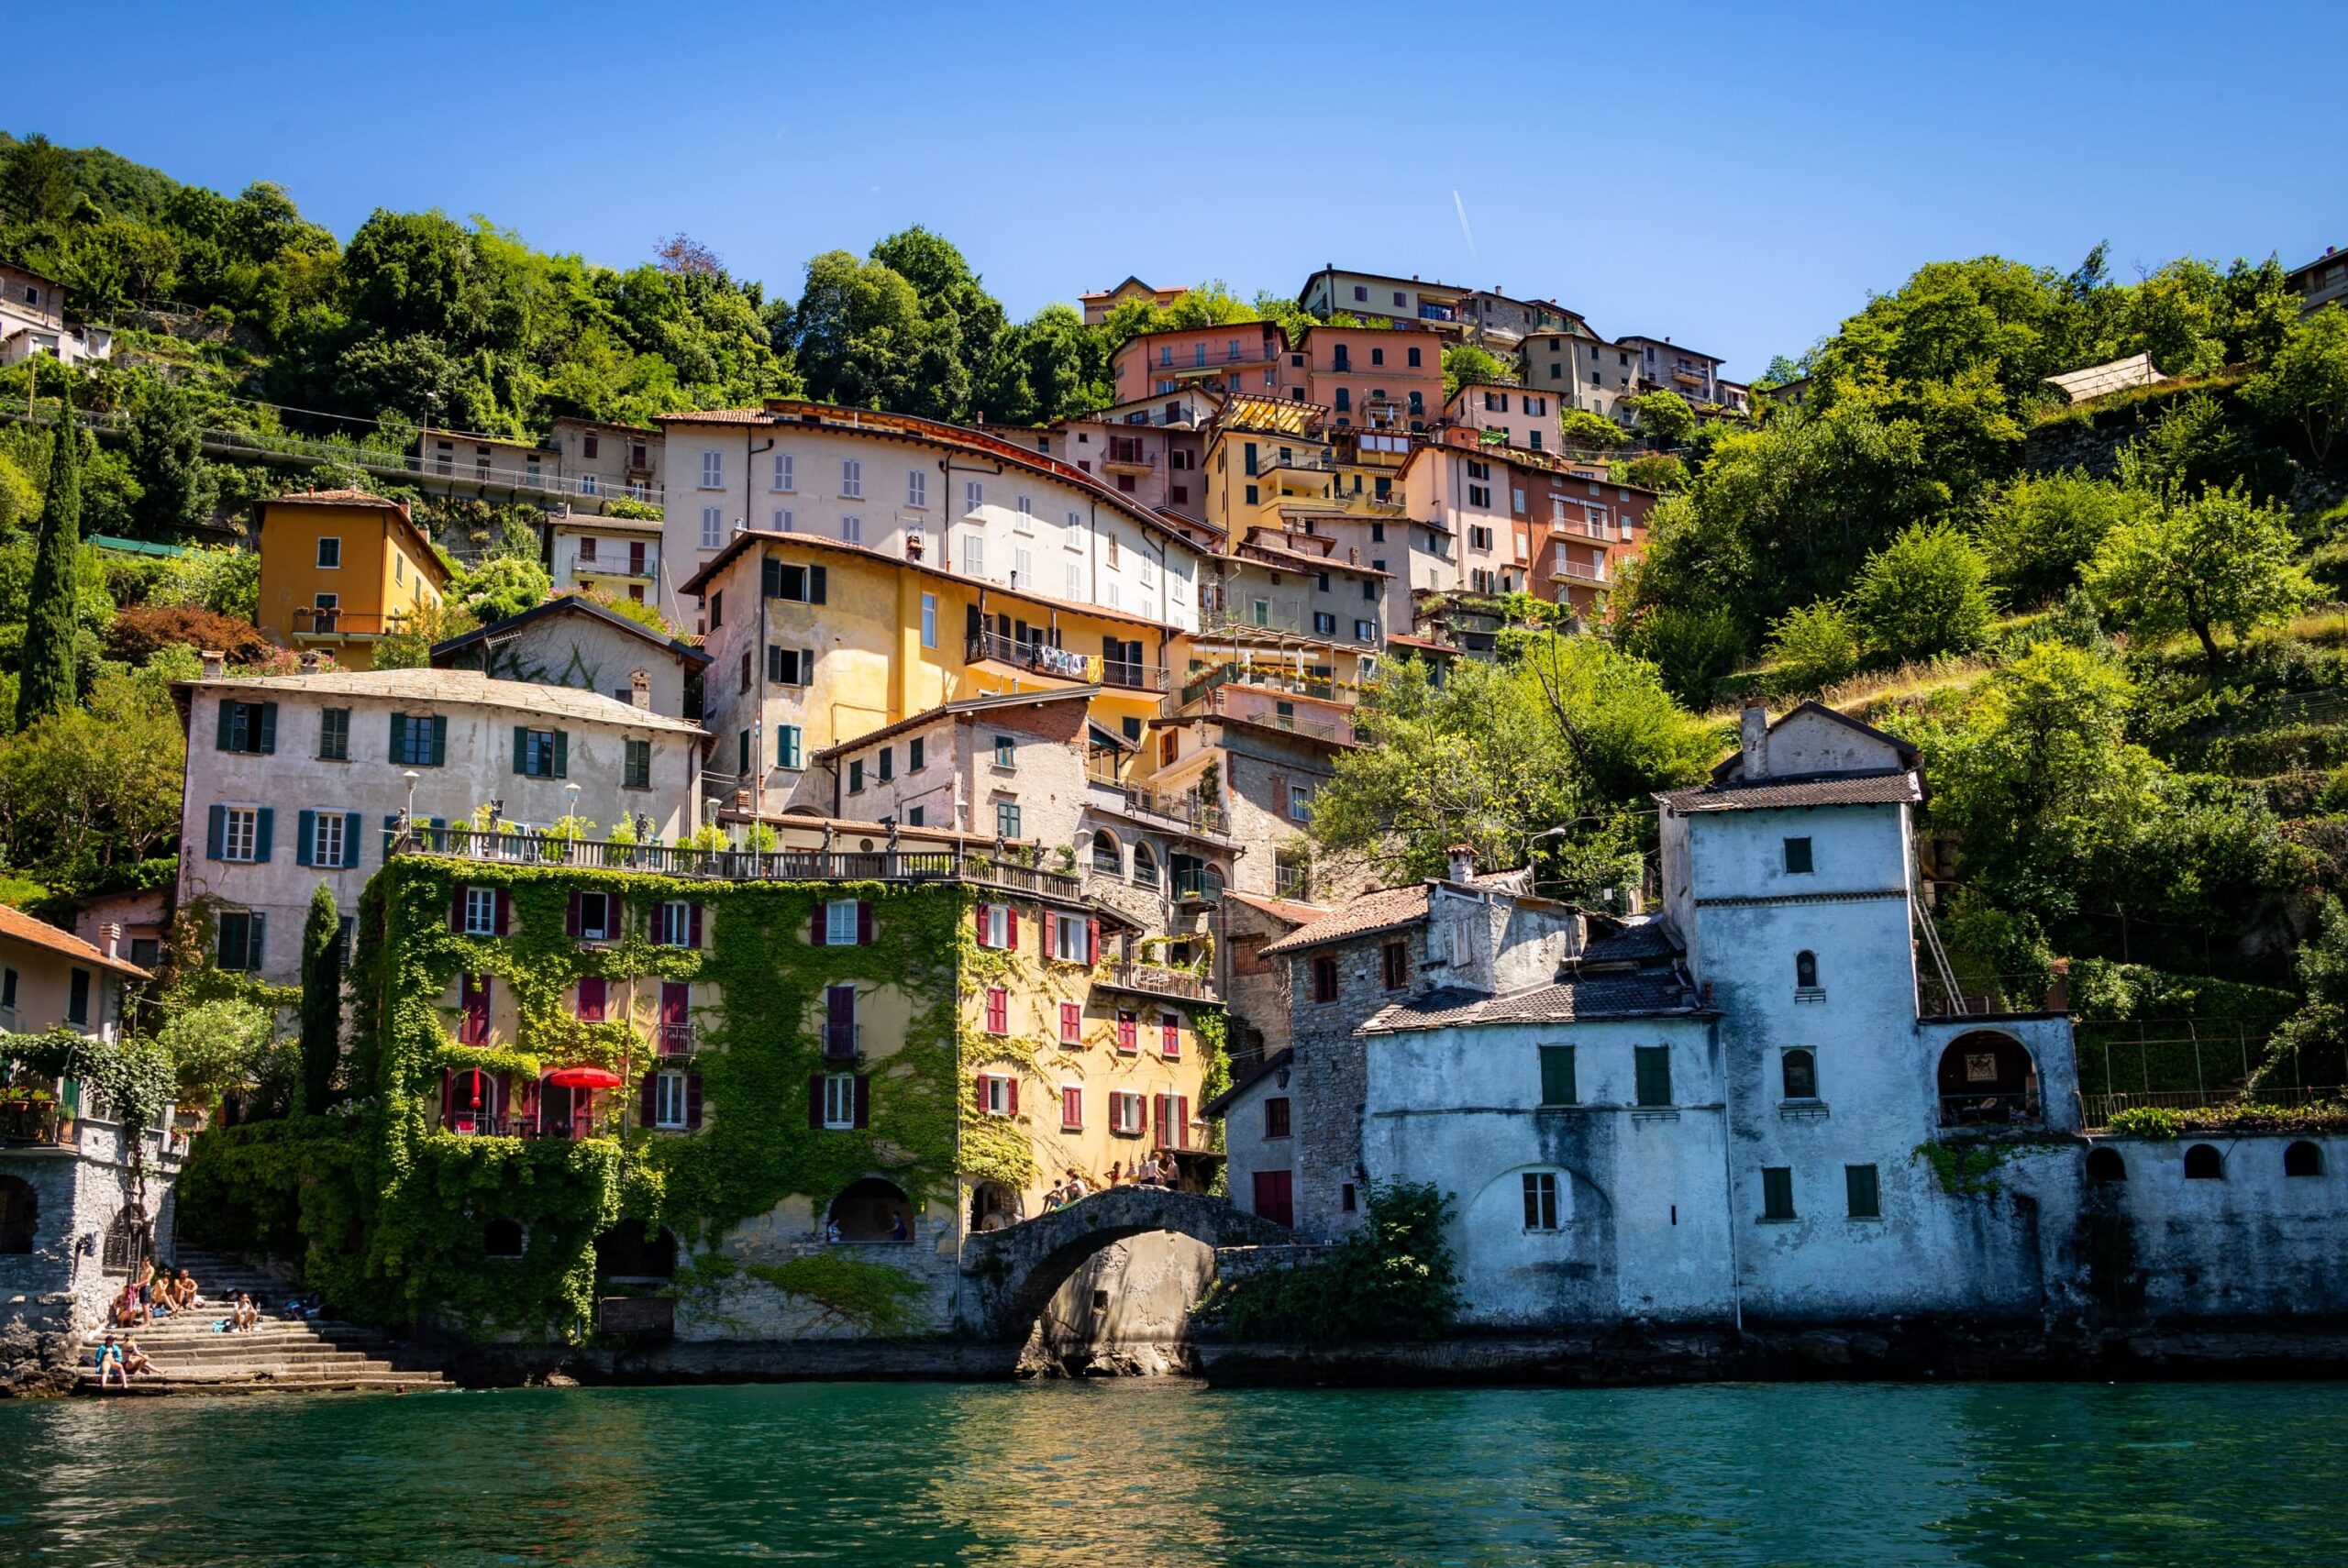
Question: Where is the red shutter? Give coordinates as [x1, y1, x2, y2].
[493, 1071, 511, 1121]
[494, 889, 511, 936]
[449, 889, 466, 933]
[578, 977, 606, 1021]
[811, 903, 829, 945]
[1006, 1077, 1018, 1118]
[857, 900, 874, 944]
[1087, 919, 1100, 965]
[973, 904, 988, 945]
[1006, 907, 1020, 946]
[1154, 1095, 1168, 1145]
[1178, 1096, 1191, 1151]
[565, 892, 582, 939]
[809, 1075, 825, 1129]
[1043, 911, 1057, 957]
[972, 1073, 986, 1110]
[1136, 1094, 1149, 1132]
[688, 902, 703, 948]
[685, 1073, 703, 1130]
[1163, 1015, 1180, 1057]
[853, 1074, 870, 1129]
[640, 1071, 659, 1126]
[440, 1067, 454, 1130]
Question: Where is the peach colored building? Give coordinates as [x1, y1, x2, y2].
[1289, 326, 1445, 436]
[1112, 323, 1287, 405]
[1401, 442, 1527, 596]
[1443, 382, 1565, 453]
[1047, 389, 1219, 525]
[1524, 459, 1659, 617]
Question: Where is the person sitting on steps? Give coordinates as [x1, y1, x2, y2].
[119, 1338, 153, 1380]
[230, 1292, 259, 1332]
[94, 1334, 126, 1388]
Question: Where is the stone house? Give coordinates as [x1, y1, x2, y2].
[431, 595, 709, 722]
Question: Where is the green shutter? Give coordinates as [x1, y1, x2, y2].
[552, 730, 568, 779]
[513, 725, 528, 774]
[1539, 1045, 1576, 1106]
[429, 715, 448, 766]
[1762, 1166, 1795, 1221]
[390, 712, 405, 761]
[205, 803, 227, 860]
[257, 702, 278, 755]
[247, 912, 267, 972]
[809, 565, 826, 604]
[345, 812, 363, 866]
[216, 700, 235, 752]
[296, 809, 316, 867]
[253, 807, 275, 862]
[1634, 1046, 1671, 1108]
[1845, 1165, 1880, 1220]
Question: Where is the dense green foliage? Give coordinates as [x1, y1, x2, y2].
[1202, 1181, 1460, 1342]
[16, 412, 83, 727]
[297, 882, 342, 1115]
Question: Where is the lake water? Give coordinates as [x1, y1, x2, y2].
[1, 1379, 2342, 1566]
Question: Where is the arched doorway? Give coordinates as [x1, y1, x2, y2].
[1935, 1032, 2040, 1127]
[102, 1204, 150, 1275]
[0, 1176, 35, 1253]
[829, 1178, 914, 1242]
[594, 1220, 676, 1280]
[969, 1180, 1021, 1233]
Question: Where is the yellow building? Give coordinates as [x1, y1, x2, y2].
[256, 490, 450, 670]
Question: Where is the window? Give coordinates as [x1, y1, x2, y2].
[1160, 1012, 1180, 1058]
[847, 759, 865, 794]
[318, 708, 349, 761]
[700, 450, 723, 490]
[1288, 784, 1312, 823]
[1634, 1046, 1672, 1107]
[825, 900, 864, 946]
[776, 725, 803, 770]
[763, 560, 827, 603]
[2286, 1140, 2324, 1177]
[515, 727, 568, 779]
[701, 506, 724, 548]
[823, 1074, 859, 1130]
[462, 887, 499, 936]
[1110, 1092, 1145, 1135]
[391, 712, 447, 767]
[964, 480, 984, 515]
[963, 535, 985, 576]
[1783, 836, 1814, 875]
[1782, 1049, 1819, 1100]
[625, 738, 651, 790]
[841, 515, 862, 546]
[2085, 1146, 2127, 1182]
[1355, 619, 1375, 641]
[840, 458, 862, 498]
[1353, 285, 1368, 302]
[2183, 1143, 2224, 1179]
[1312, 611, 1336, 635]
[920, 592, 937, 648]
[1053, 913, 1089, 963]
[1058, 1001, 1082, 1043]
[215, 910, 265, 972]
[995, 801, 1023, 838]
[575, 976, 608, 1021]
[216, 806, 263, 862]
[978, 985, 1009, 1035]
[316, 536, 341, 569]
[66, 967, 90, 1026]
[1370, 347, 1385, 367]
[977, 903, 1012, 949]
[710, 591, 725, 628]
[1795, 951, 1819, 990]
[773, 452, 794, 492]
[1060, 1086, 1084, 1132]
[659, 900, 698, 948]
[1523, 1172, 1559, 1231]
[653, 1072, 690, 1130]
[216, 700, 277, 755]
[1407, 346, 1422, 368]
[574, 892, 613, 941]
[993, 734, 1015, 768]
[876, 747, 893, 784]
[1311, 955, 1338, 1003]
[1845, 1165, 1881, 1219]
[1380, 942, 1407, 991]
[1761, 1166, 1796, 1220]
[1539, 1045, 1578, 1106]
[305, 809, 349, 868]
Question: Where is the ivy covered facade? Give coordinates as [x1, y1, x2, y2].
[183, 836, 1225, 1342]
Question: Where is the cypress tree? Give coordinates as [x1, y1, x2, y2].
[298, 884, 344, 1116]
[127, 385, 214, 540]
[15, 403, 83, 729]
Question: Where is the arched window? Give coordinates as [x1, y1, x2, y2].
[0, 1176, 35, 1254]
[1794, 951, 1819, 989]
[2085, 1146, 2127, 1182]
[593, 1220, 677, 1280]
[2183, 1143, 2224, 1180]
[1133, 844, 1160, 889]
[2285, 1140, 2324, 1177]
[1091, 831, 1122, 877]
[483, 1219, 526, 1258]
[829, 1177, 914, 1242]
[1781, 1049, 1818, 1100]
[102, 1205, 150, 1275]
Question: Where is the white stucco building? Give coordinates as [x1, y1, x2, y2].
[173, 667, 705, 986]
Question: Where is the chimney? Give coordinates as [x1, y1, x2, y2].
[1739, 700, 1770, 779]
[629, 668, 651, 711]
[1446, 843, 1476, 883]
[298, 650, 322, 673]
[101, 922, 121, 961]
[200, 649, 226, 680]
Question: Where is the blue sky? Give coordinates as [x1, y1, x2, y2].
[22, 1, 2346, 378]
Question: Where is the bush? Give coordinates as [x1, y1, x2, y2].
[1202, 1181, 1459, 1342]
[1764, 600, 1861, 692]
[1623, 603, 1744, 707]
[105, 602, 273, 666]
[2107, 1106, 2186, 1139]
[1847, 524, 1995, 664]
[1558, 409, 1627, 449]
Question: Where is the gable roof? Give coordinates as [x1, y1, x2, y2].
[1224, 891, 1332, 929]
[1709, 701, 1920, 782]
[260, 490, 448, 585]
[1357, 972, 1700, 1032]
[1657, 771, 1922, 813]
[175, 667, 707, 735]
[0, 904, 150, 978]
[1257, 885, 1432, 956]
[430, 593, 711, 668]
[811, 687, 1102, 762]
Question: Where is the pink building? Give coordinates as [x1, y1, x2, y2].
[1113, 324, 1288, 405]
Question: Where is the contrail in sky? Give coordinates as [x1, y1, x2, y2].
[1453, 191, 1479, 262]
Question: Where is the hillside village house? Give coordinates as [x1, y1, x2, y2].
[1297, 267, 1468, 336]
[1520, 328, 1640, 425]
[1444, 381, 1565, 452]
[1112, 324, 1286, 403]
[0, 907, 171, 1336]
[254, 490, 449, 671]
[1401, 441, 1530, 595]
[654, 402, 1206, 635]
[2287, 246, 2345, 315]
[1457, 292, 1584, 353]
[173, 667, 704, 987]
[681, 527, 1185, 814]
[429, 595, 710, 721]
[1524, 460, 1656, 615]
[1290, 326, 1446, 434]
[1618, 334, 1726, 408]
[0, 262, 111, 366]
[546, 510, 664, 603]
[1046, 389, 1219, 523]
[1077, 276, 1189, 327]
[548, 416, 662, 502]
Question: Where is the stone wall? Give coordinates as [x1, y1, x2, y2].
[1, 1121, 181, 1393]
[1026, 1231, 1215, 1375]
[1286, 924, 1431, 1237]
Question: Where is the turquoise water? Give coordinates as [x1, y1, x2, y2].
[1, 1379, 2342, 1565]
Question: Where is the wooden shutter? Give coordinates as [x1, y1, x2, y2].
[685, 1073, 703, 1130]
[513, 726, 528, 774]
[246, 913, 267, 972]
[390, 712, 405, 759]
[1154, 1095, 1168, 1145]
[856, 900, 873, 944]
[494, 889, 511, 935]
[1006, 907, 1019, 946]
[808, 1076, 825, 1130]
[257, 702, 277, 755]
[1177, 1097, 1190, 1151]
[852, 1074, 869, 1129]
[449, 888, 467, 932]
[216, 700, 235, 751]
[972, 904, 988, 945]
[762, 558, 782, 598]
[429, 715, 448, 765]
[640, 1071, 659, 1126]
[552, 730, 568, 779]
[344, 812, 362, 866]
[1005, 1077, 1018, 1118]
[972, 1073, 986, 1110]
[1086, 919, 1099, 965]
[206, 804, 227, 860]
[296, 810, 316, 867]
[811, 904, 828, 945]
[252, 808, 274, 862]
[688, 902, 703, 948]
[810, 565, 827, 603]
[1043, 911, 1057, 956]
[565, 892, 582, 938]
[577, 977, 606, 1021]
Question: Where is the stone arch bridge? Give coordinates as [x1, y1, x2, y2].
[958, 1185, 1291, 1341]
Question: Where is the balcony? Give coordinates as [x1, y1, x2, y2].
[1937, 1089, 2042, 1130]
[0, 1096, 73, 1150]
[1102, 443, 1156, 473]
[1093, 958, 1219, 1004]
[966, 629, 1169, 692]
[1553, 558, 1611, 585]
[657, 1021, 697, 1058]
[824, 1022, 861, 1061]
[292, 606, 406, 641]
[1178, 662, 1345, 706]
[1086, 771, 1231, 838]
[577, 552, 658, 580]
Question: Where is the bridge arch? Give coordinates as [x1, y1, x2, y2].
[958, 1184, 1292, 1342]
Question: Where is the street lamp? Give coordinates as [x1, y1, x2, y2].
[402, 769, 421, 831]
[564, 781, 581, 825]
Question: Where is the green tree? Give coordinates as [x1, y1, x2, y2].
[2084, 485, 2313, 674]
[1845, 524, 1995, 663]
[160, 996, 275, 1110]
[1616, 453, 1687, 493]
[2243, 306, 2348, 466]
[1441, 343, 1513, 402]
[449, 554, 550, 624]
[17, 410, 83, 728]
[1620, 602, 1745, 707]
[1, 133, 76, 224]
[1765, 600, 1862, 691]
[979, 303, 1110, 425]
[1625, 389, 1697, 447]
[125, 384, 216, 540]
[787, 248, 927, 413]
[0, 661, 185, 895]
[1974, 469, 2148, 607]
[297, 883, 343, 1114]
[2261, 897, 2348, 1089]
[1557, 409, 1626, 449]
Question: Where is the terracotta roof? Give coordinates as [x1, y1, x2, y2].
[1656, 771, 1922, 813]
[1383, 634, 1457, 656]
[0, 904, 150, 978]
[260, 491, 449, 586]
[1358, 972, 1700, 1032]
[1258, 885, 1431, 956]
[1234, 535, 1390, 579]
[812, 687, 1102, 762]
[260, 488, 402, 509]
[177, 668, 707, 736]
[1224, 891, 1332, 928]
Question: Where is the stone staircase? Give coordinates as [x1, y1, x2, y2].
[77, 1247, 450, 1397]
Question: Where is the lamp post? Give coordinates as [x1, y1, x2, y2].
[564, 782, 582, 862]
[402, 769, 421, 834]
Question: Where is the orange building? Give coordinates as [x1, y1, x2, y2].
[1112, 323, 1288, 404]
[255, 490, 450, 669]
[1287, 326, 1445, 435]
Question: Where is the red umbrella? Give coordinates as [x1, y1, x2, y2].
[545, 1066, 624, 1089]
